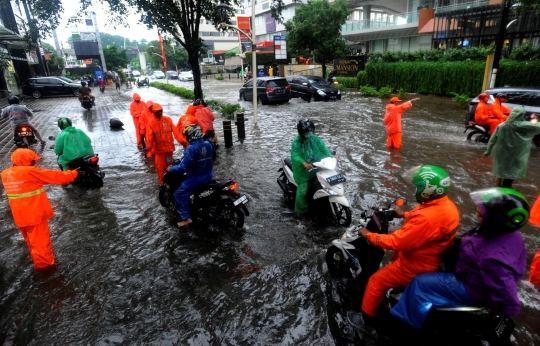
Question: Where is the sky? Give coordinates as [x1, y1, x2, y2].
[43, 0, 159, 49]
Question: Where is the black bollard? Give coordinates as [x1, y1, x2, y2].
[223, 120, 233, 148]
[236, 113, 245, 139]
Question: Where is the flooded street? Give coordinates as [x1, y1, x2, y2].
[1, 78, 539, 345]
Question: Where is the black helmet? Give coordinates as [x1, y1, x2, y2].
[8, 96, 19, 105]
[81, 81, 87, 86]
[297, 118, 315, 139]
[471, 187, 530, 237]
[495, 93, 506, 99]
[57, 117, 72, 130]
[193, 98, 207, 107]
[183, 124, 204, 143]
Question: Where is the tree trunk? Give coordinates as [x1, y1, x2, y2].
[321, 57, 326, 78]
[189, 56, 203, 99]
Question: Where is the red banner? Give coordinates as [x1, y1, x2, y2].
[237, 16, 251, 42]
[159, 34, 168, 71]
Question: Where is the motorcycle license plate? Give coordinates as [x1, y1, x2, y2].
[234, 195, 248, 206]
[18, 132, 30, 136]
[326, 174, 346, 186]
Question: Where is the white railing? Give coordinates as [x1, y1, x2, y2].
[342, 11, 419, 33]
[435, 0, 491, 13]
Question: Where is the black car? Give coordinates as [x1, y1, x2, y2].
[286, 75, 341, 102]
[22, 77, 82, 99]
[465, 87, 540, 124]
[166, 71, 179, 79]
[239, 77, 291, 105]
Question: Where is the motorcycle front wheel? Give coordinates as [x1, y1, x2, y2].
[159, 186, 174, 209]
[217, 196, 245, 229]
[466, 130, 489, 143]
[331, 202, 352, 227]
[325, 246, 354, 279]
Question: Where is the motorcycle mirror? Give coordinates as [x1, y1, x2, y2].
[48, 135, 55, 140]
[394, 199, 406, 207]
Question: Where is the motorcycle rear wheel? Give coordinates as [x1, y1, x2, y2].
[466, 130, 489, 143]
[159, 186, 174, 209]
[218, 196, 245, 229]
[326, 246, 354, 279]
[332, 203, 352, 227]
[22, 137, 30, 148]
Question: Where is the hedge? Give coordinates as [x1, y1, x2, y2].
[151, 82, 195, 99]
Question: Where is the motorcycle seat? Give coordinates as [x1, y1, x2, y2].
[196, 179, 234, 193]
[284, 157, 292, 170]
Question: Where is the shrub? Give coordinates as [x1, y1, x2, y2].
[359, 85, 378, 96]
[215, 76, 224, 80]
[220, 103, 244, 118]
[397, 88, 408, 100]
[377, 86, 393, 98]
[336, 76, 357, 88]
[450, 92, 471, 109]
[150, 82, 195, 99]
[205, 67, 212, 75]
[357, 70, 368, 87]
[335, 84, 348, 93]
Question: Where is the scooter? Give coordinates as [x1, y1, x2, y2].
[67, 154, 105, 188]
[99, 85, 105, 93]
[136, 79, 150, 88]
[159, 158, 250, 229]
[80, 95, 93, 110]
[277, 156, 352, 226]
[465, 112, 540, 147]
[13, 124, 38, 148]
[326, 199, 515, 345]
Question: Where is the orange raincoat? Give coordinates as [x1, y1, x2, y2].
[176, 113, 201, 148]
[384, 101, 412, 148]
[528, 196, 540, 286]
[193, 105, 216, 131]
[130, 93, 146, 146]
[362, 196, 460, 316]
[490, 99, 511, 121]
[475, 100, 501, 134]
[1, 149, 78, 269]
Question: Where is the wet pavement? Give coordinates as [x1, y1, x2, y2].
[1, 79, 540, 345]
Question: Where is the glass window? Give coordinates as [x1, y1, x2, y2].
[202, 32, 211, 36]
[529, 93, 540, 107]
[244, 80, 252, 87]
[505, 91, 530, 105]
[262, 2, 269, 9]
[267, 79, 288, 87]
[35, 78, 51, 85]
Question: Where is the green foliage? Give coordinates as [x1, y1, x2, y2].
[336, 77, 357, 88]
[145, 39, 189, 70]
[103, 45, 130, 71]
[215, 75, 224, 80]
[397, 88, 408, 100]
[359, 86, 378, 96]
[205, 66, 212, 75]
[206, 99, 223, 109]
[357, 70, 368, 87]
[220, 103, 245, 118]
[245, 52, 275, 66]
[497, 60, 540, 87]
[335, 84, 348, 93]
[151, 82, 195, 99]
[367, 46, 495, 63]
[224, 51, 237, 59]
[508, 43, 540, 61]
[450, 92, 471, 109]
[378, 86, 393, 98]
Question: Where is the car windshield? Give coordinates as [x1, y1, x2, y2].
[308, 77, 330, 86]
[266, 79, 288, 87]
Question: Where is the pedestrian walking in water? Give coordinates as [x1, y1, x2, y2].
[115, 76, 121, 92]
[383, 96, 420, 149]
[130, 93, 146, 148]
[1, 149, 78, 270]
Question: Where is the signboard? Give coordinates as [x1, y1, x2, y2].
[39, 47, 44, 56]
[332, 56, 366, 77]
[83, 58, 93, 64]
[265, 13, 276, 32]
[274, 36, 287, 62]
[80, 32, 96, 41]
[237, 16, 251, 42]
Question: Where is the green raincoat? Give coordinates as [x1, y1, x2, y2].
[485, 106, 540, 180]
[54, 126, 94, 171]
[291, 134, 332, 213]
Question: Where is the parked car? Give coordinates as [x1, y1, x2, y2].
[286, 75, 341, 102]
[465, 87, 540, 124]
[150, 71, 165, 79]
[22, 77, 82, 99]
[166, 71, 179, 79]
[57, 76, 74, 83]
[132, 70, 141, 77]
[179, 72, 194, 81]
[238, 77, 291, 105]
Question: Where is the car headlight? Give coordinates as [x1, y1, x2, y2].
[337, 90, 341, 95]
[317, 90, 326, 96]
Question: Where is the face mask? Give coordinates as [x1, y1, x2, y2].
[304, 132, 313, 139]
[472, 214, 482, 225]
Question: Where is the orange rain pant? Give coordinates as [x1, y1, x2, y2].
[155, 152, 173, 184]
[362, 260, 412, 316]
[19, 221, 55, 270]
[386, 132, 402, 148]
[133, 117, 142, 146]
[529, 195, 540, 227]
[477, 118, 503, 135]
[529, 252, 540, 286]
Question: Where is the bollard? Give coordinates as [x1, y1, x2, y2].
[223, 120, 233, 148]
[236, 113, 245, 139]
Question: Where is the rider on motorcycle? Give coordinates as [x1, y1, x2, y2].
[291, 119, 333, 217]
[490, 93, 511, 121]
[1, 96, 45, 144]
[78, 81, 95, 105]
[54, 117, 94, 171]
[391, 187, 528, 329]
[166, 125, 213, 227]
[357, 165, 460, 318]
[474, 92, 500, 134]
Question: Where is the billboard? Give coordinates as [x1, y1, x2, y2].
[237, 16, 252, 48]
[73, 41, 100, 60]
[274, 36, 287, 63]
[332, 56, 366, 77]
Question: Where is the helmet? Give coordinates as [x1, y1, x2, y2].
[411, 165, 451, 203]
[8, 96, 19, 105]
[479, 92, 489, 101]
[57, 117, 72, 130]
[183, 124, 204, 143]
[297, 118, 315, 139]
[471, 187, 530, 236]
[98, 77, 102, 80]
[495, 93, 506, 99]
[81, 81, 87, 86]
[193, 98, 207, 107]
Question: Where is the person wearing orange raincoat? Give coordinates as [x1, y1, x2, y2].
[192, 99, 218, 148]
[139, 100, 154, 151]
[526, 196, 540, 287]
[356, 165, 459, 317]
[130, 93, 146, 147]
[490, 93, 511, 122]
[176, 111, 201, 148]
[475, 93, 502, 135]
[384, 96, 420, 149]
[145, 103, 183, 185]
[1, 149, 78, 270]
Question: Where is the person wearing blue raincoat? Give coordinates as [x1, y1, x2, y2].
[485, 105, 540, 188]
[167, 125, 213, 227]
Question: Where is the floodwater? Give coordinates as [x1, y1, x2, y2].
[0, 78, 539, 345]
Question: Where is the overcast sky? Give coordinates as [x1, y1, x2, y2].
[43, 0, 159, 49]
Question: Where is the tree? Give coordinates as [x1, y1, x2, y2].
[103, 45, 129, 71]
[284, 0, 351, 78]
[41, 42, 65, 75]
[81, 0, 294, 99]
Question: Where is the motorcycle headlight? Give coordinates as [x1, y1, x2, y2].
[317, 90, 326, 96]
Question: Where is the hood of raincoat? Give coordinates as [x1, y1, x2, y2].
[11, 148, 41, 166]
[506, 105, 526, 123]
[185, 105, 196, 115]
[133, 93, 141, 101]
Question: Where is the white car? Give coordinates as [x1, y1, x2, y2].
[179, 72, 193, 81]
[132, 70, 141, 77]
[150, 71, 165, 79]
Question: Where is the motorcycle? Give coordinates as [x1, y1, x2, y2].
[136, 79, 150, 88]
[66, 154, 105, 188]
[277, 156, 352, 226]
[326, 199, 515, 345]
[159, 158, 250, 229]
[99, 85, 105, 93]
[14, 124, 37, 148]
[80, 95, 93, 110]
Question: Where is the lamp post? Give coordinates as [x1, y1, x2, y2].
[148, 46, 168, 84]
[217, 2, 258, 124]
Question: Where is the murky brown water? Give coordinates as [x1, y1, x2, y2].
[0, 79, 539, 345]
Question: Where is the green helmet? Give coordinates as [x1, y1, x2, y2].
[471, 187, 530, 236]
[411, 165, 451, 203]
[57, 117, 72, 130]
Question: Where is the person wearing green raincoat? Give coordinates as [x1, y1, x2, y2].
[54, 117, 94, 171]
[485, 105, 540, 188]
[291, 119, 333, 215]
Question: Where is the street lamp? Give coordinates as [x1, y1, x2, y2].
[217, 2, 258, 124]
[148, 46, 169, 83]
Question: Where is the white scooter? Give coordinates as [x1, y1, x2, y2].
[277, 156, 352, 226]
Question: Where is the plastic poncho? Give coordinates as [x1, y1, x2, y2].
[485, 106, 540, 180]
[54, 126, 94, 170]
[1, 104, 34, 130]
[291, 134, 332, 184]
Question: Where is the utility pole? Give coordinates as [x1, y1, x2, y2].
[92, 12, 107, 72]
[51, 27, 65, 75]
[21, 0, 48, 76]
[489, 0, 511, 88]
